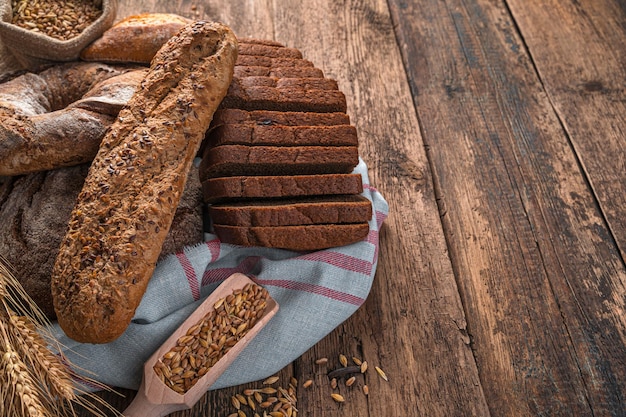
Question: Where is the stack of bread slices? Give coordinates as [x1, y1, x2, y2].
[199, 39, 372, 251]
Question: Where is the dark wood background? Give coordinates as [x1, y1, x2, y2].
[2, 0, 625, 416]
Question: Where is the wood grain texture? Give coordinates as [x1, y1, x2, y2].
[2, 0, 624, 416]
[388, 0, 626, 415]
[70, 0, 486, 416]
[506, 0, 626, 258]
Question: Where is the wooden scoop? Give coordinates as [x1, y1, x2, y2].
[123, 273, 279, 417]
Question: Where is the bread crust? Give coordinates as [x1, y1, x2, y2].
[51, 22, 238, 344]
[80, 13, 193, 63]
[199, 145, 360, 180]
[209, 195, 372, 226]
[201, 174, 364, 203]
[0, 63, 146, 176]
[212, 223, 370, 251]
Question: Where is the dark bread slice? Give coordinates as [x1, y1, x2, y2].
[221, 85, 347, 113]
[213, 109, 350, 126]
[236, 55, 315, 68]
[237, 38, 285, 47]
[236, 76, 339, 90]
[233, 66, 325, 79]
[199, 145, 359, 180]
[209, 195, 372, 226]
[238, 42, 303, 59]
[207, 124, 358, 147]
[212, 223, 370, 251]
[201, 173, 364, 203]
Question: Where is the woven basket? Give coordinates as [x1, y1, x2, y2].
[0, 0, 117, 71]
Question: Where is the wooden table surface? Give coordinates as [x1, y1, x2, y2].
[3, 0, 625, 416]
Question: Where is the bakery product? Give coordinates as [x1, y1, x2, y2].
[209, 195, 372, 226]
[0, 164, 203, 319]
[199, 145, 359, 180]
[201, 174, 364, 203]
[206, 124, 358, 147]
[80, 13, 193, 63]
[198, 41, 369, 250]
[0, 62, 146, 176]
[212, 108, 351, 126]
[212, 223, 370, 251]
[51, 21, 238, 343]
[221, 84, 347, 112]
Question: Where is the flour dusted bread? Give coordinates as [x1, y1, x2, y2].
[0, 164, 204, 319]
[51, 21, 238, 343]
[0, 62, 146, 176]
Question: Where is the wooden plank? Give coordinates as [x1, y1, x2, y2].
[269, 0, 490, 416]
[506, 0, 626, 256]
[387, 0, 626, 416]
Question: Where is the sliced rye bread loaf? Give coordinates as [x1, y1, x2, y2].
[209, 195, 372, 226]
[199, 145, 359, 180]
[201, 173, 364, 204]
[201, 40, 369, 250]
[212, 223, 370, 251]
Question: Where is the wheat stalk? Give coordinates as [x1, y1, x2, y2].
[0, 256, 122, 417]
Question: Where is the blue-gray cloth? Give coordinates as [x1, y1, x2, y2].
[51, 158, 388, 391]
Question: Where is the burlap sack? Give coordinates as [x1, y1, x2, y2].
[0, 0, 116, 71]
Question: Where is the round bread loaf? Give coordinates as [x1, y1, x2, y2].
[0, 164, 204, 319]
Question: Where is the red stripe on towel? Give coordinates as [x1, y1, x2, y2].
[255, 278, 365, 306]
[176, 252, 200, 300]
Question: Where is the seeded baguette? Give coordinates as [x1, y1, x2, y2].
[51, 21, 238, 344]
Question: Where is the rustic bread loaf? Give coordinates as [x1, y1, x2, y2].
[212, 223, 370, 251]
[0, 164, 203, 319]
[201, 174, 364, 204]
[0, 62, 146, 175]
[209, 195, 372, 227]
[80, 13, 193, 63]
[51, 21, 238, 343]
[199, 145, 359, 180]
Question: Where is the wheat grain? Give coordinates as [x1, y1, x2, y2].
[263, 375, 280, 385]
[330, 393, 345, 403]
[339, 354, 348, 367]
[1, 343, 49, 417]
[11, 0, 103, 40]
[375, 366, 388, 381]
[154, 283, 269, 393]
